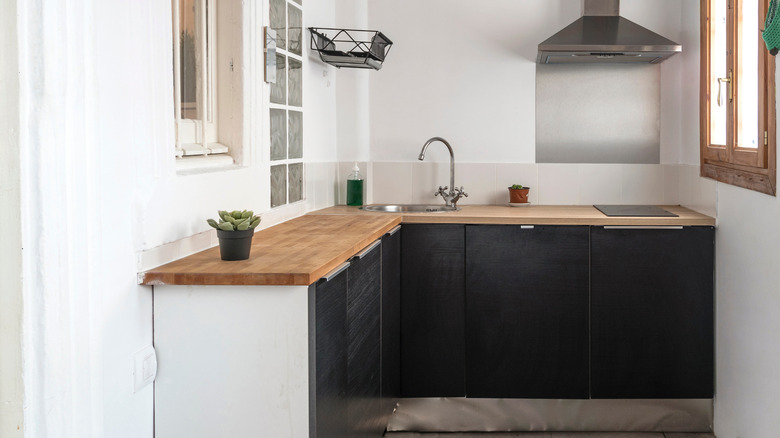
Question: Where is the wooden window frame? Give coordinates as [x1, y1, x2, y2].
[701, 0, 777, 195]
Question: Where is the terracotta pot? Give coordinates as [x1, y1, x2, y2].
[217, 229, 255, 261]
[508, 187, 530, 203]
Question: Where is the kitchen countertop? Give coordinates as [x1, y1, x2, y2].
[140, 205, 714, 287]
[310, 204, 716, 226]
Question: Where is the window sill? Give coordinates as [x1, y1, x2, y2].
[701, 161, 776, 196]
[176, 154, 236, 175]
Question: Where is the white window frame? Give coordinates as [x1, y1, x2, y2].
[172, 0, 231, 161]
[269, 0, 305, 207]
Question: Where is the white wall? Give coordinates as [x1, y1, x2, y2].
[0, 0, 24, 435]
[714, 182, 780, 438]
[365, 0, 685, 164]
[11, 0, 343, 437]
[362, 0, 709, 208]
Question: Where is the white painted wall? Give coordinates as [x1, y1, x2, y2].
[361, 0, 713, 209]
[713, 182, 780, 438]
[0, 0, 24, 435]
[365, 0, 686, 164]
[10, 0, 343, 437]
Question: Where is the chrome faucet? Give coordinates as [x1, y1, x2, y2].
[418, 137, 468, 208]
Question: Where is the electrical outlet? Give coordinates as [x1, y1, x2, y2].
[133, 345, 157, 393]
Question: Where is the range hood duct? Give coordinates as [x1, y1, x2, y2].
[537, 0, 681, 64]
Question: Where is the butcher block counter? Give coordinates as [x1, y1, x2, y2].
[139, 205, 714, 287]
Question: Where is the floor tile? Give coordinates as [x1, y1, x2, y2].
[551, 433, 663, 438]
[664, 434, 716, 438]
[385, 433, 715, 438]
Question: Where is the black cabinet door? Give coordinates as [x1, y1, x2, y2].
[310, 267, 348, 438]
[590, 226, 715, 398]
[465, 225, 590, 399]
[401, 224, 466, 397]
[381, 227, 401, 420]
[347, 242, 383, 437]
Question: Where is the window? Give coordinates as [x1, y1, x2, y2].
[701, 0, 776, 195]
[172, 0, 243, 168]
[269, 0, 304, 208]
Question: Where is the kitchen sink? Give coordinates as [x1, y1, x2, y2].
[361, 204, 460, 213]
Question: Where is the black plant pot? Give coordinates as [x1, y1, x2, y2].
[216, 229, 255, 261]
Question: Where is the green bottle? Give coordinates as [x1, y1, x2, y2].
[346, 162, 364, 206]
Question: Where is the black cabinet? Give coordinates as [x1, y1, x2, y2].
[347, 241, 383, 437]
[310, 239, 385, 438]
[309, 265, 349, 438]
[401, 224, 466, 397]
[381, 227, 401, 419]
[465, 225, 590, 399]
[590, 226, 715, 399]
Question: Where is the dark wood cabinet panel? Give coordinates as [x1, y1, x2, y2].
[310, 270, 348, 438]
[465, 225, 590, 399]
[347, 243, 383, 437]
[590, 226, 715, 399]
[401, 224, 466, 397]
[381, 228, 401, 421]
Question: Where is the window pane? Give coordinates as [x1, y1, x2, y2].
[289, 111, 303, 159]
[271, 164, 288, 208]
[270, 0, 287, 51]
[709, 0, 728, 146]
[288, 58, 302, 107]
[289, 5, 302, 56]
[738, 0, 759, 148]
[271, 54, 287, 105]
[179, 0, 202, 120]
[270, 109, 287, 161]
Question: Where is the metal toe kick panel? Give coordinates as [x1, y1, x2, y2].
[386, 398, 713, 433]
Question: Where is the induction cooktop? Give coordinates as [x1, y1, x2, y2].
[594, 205, 678, 217]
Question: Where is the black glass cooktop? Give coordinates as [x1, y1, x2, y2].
[594, 205, 678, 217]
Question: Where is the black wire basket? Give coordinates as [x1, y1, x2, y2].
[308, 28, 393, 70]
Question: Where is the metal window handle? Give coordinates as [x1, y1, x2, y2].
[717, 71, 733, 106]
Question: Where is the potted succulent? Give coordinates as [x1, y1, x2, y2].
[207, 210, 261, 261]
[508, 184, 531, 204]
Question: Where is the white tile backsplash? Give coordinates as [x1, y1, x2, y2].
[495, 163, 539, 205]
[372, 162, 413, 204]
[367, 162, 709, 211]
[455, 163, 496, 205]
[538, 164, 580, 205]
[578, 164, 622, 205]
[662, 164, 680, 205]
[621, 164, 665, 204]
[411, 162, 449, 204]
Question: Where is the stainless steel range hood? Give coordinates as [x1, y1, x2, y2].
[537, 0, 681, 64]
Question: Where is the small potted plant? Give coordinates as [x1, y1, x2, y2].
[508, 184, 531, 204]
[207, 210, 261, 261]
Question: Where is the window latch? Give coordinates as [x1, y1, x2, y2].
[717, 71, 733, 106]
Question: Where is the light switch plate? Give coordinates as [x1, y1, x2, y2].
[133, 345, 157, 393]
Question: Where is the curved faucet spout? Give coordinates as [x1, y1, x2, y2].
[418, 137, 467, 208]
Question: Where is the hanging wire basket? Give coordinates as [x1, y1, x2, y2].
[763, 0, 780, 55]
[308, 28, 393, 70]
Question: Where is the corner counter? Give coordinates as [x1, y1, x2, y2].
[141, 205, 714, 287]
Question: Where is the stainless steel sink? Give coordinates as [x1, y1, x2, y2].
[361, 204, 460, 213]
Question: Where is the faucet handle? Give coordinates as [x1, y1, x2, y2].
[435, 186, 448, 197]
[454, 186, 468, 197]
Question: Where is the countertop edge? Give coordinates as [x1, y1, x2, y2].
[141, 206, 714, 287]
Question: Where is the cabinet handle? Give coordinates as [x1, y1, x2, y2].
[386, 225, 401, 236]
[354, 240, 381, 259]
[322, 262, 350, 282]
[603, 226, 684, 230]
[520, 225, 535, 229]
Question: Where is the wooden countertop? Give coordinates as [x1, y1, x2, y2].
[141, 205, 714, 287]
[140, 214, 401, 287]
[310, 205, 716, 226]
